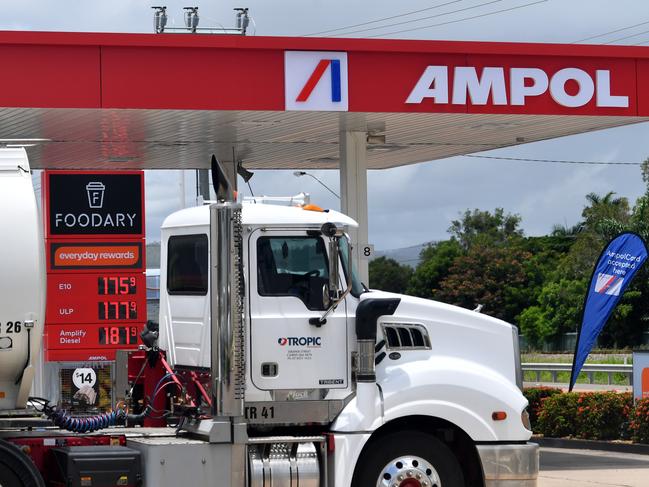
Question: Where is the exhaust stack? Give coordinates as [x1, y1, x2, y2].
[355, 298, 400, 382]
[209, 156, 245, 418]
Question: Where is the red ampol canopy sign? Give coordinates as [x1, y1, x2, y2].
[285, 51, 637, 116]
[0, 32, 648, 116]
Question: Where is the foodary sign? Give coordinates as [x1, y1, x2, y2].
[45, 172, 143, 237]
[43, 171, 146, 362]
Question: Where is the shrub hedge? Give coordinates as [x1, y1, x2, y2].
[629, 398, 649, 444]
[536, 391, 580, 438]
[523, 388, 643, 442]
[523, 386, 562, 428]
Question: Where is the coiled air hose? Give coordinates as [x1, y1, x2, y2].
[28, 397, 152, 433]
[47, 407, 127, 433]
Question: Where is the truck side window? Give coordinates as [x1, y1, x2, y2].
[167, 234, 208, 295]
[257, 236, 329, 310]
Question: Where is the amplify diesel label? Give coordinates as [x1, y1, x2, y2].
[277, 336, 322, 347]
[45, 172, 143, 237]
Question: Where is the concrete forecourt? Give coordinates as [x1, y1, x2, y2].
[539, 447, 649, 487]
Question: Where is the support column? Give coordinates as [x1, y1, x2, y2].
[340, 130, 369, 285]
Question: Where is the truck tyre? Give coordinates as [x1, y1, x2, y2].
[0, 439, 45, 487]
[353, 430, 464, 487]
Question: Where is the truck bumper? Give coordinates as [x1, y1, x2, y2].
[476, 442, 539, 487]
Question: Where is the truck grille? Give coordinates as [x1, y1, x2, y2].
[381, 323, 431, 350]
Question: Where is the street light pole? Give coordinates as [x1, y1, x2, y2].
[293, 171, 340, 199]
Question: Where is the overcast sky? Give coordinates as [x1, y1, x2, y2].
[9, 1, 649, 249]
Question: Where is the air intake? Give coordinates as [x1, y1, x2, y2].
[381, 323, 431, 350]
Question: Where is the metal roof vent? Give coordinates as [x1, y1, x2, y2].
[381, 323, 431, 350]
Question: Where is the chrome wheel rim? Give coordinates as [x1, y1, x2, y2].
[376, 455, 441, 487]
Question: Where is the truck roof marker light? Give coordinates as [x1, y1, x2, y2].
[492, 411, 507, 421]
[302, 203, 324, 212]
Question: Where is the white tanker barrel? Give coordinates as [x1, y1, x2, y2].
[0, 148, 45, 410]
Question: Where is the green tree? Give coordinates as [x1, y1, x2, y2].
[448, 208, 522, 249]
[434, 244, 533, 323]
[551, 223, 583, 239]
[369, 257, 413, 294]
[593, 192, 649, 348]
[533, 186, 646, 349]
[518, 278, 587, 347]
[560, 192, 632, 281]
[407, 240, 462, 299]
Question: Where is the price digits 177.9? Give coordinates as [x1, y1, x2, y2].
[98, 301, 137, 320]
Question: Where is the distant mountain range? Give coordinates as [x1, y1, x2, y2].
[373, 241, 436, 268]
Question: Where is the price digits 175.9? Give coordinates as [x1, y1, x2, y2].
[98, 276, 137, 295]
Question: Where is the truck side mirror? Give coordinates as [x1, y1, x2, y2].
[328, 238, 341, 298]
[311, 223, 353, 326]
[322, 284, 331, 309]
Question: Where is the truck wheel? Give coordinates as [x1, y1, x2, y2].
[0, 439, 45, 487]
[353, 431, 464, 487]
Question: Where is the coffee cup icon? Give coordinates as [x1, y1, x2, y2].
[86, 182, 106, 209]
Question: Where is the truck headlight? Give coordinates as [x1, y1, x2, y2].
[521, 408, 532, 431]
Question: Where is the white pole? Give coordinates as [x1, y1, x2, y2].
[340, 130, 369, 285]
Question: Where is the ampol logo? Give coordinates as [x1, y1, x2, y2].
[595, 273, 624, 296]
[285, 51, 348, 111]
[406, 66, 629, 108]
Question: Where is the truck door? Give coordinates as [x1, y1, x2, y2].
[249, 229, 348, 391]
[162, 232, 211, 367]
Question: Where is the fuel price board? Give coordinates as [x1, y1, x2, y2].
[43, 171, 146, 363]
[46, 273, 146, 324]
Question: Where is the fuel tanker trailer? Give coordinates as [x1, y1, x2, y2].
[0, 151, 538, 487]
[0, 148, 45, 412]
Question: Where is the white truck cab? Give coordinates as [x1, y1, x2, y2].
[158, 197, 539, 487]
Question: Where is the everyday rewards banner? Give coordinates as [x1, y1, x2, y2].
[570, 233, 648, 390]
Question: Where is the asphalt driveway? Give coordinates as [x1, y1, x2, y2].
[539, 447, 649, 487]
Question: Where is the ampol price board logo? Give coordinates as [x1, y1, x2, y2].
[285, 51, 349, 111]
